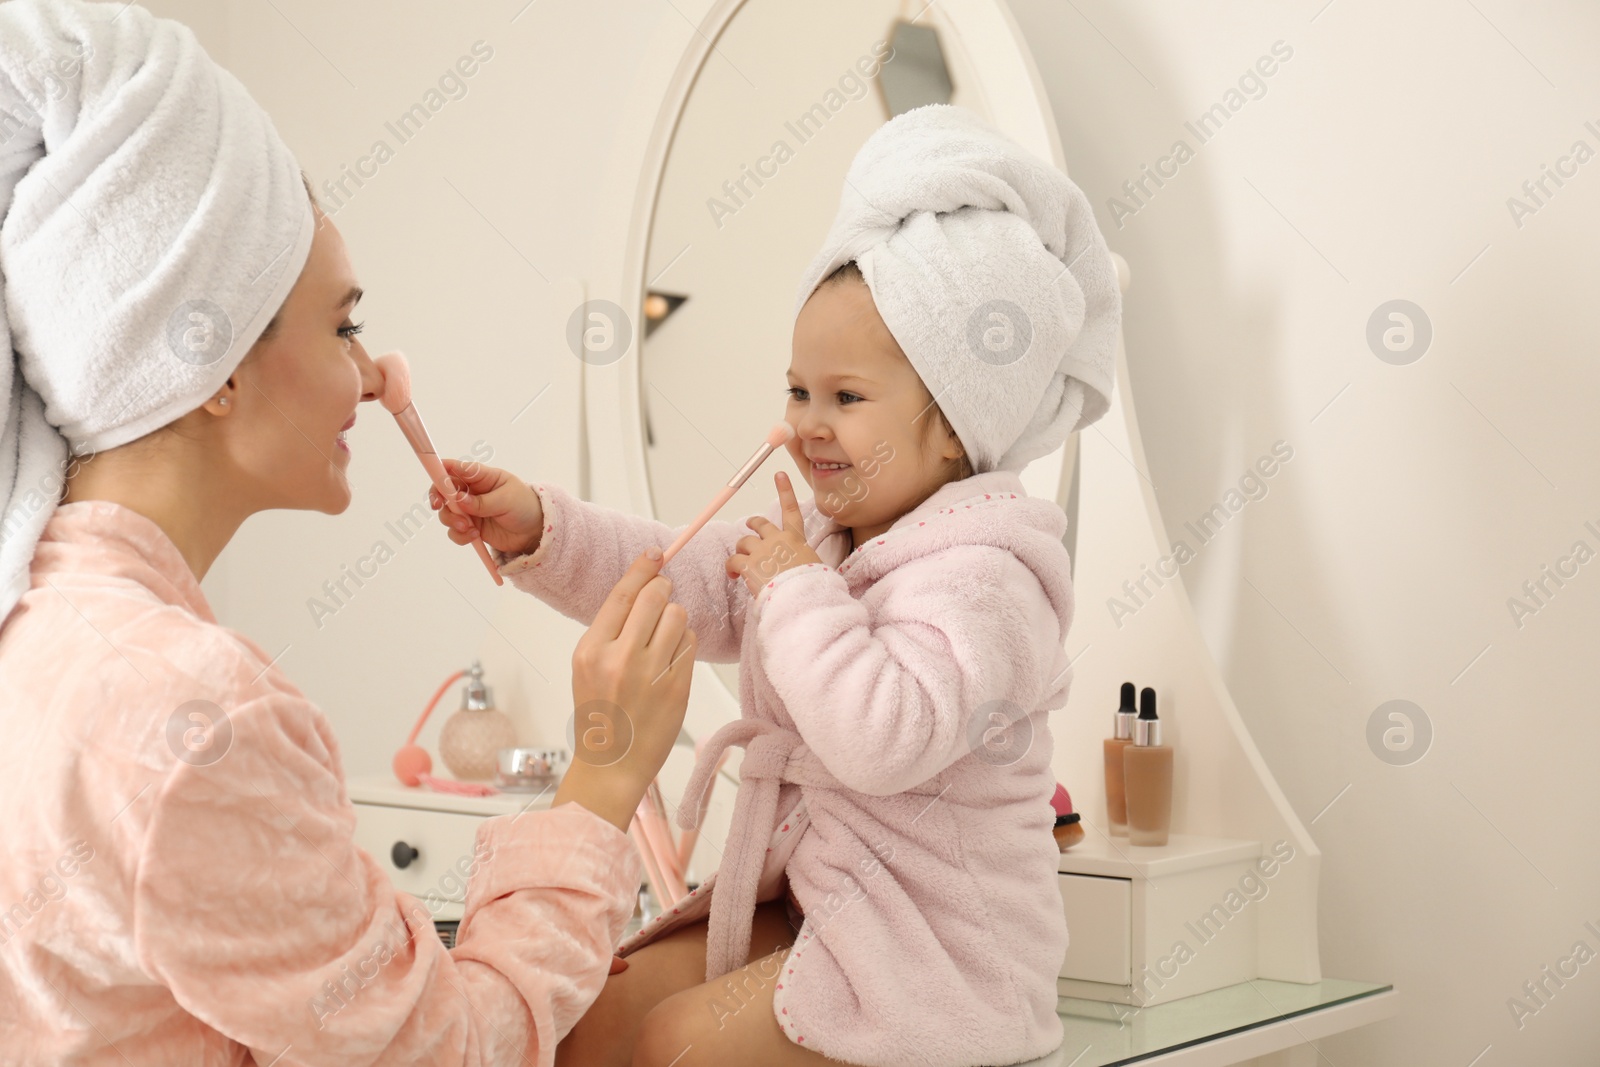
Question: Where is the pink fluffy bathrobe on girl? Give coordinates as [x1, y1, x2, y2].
[505, 105, 1121, 1067]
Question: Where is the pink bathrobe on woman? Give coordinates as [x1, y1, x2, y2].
[0, 501, 641, 1066]
[502, 468, 1073, 1067]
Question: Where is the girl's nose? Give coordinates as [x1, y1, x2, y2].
[794, 407, 830, 441]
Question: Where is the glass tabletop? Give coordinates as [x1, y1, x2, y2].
[1017, 979, 1394, 1066]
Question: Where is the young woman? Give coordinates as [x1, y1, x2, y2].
[0, 2, 692, 1063]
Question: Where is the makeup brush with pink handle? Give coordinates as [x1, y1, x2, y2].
[660, 421, 796, 565]
[375, 350, 503, 586]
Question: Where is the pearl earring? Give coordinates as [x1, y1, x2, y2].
[217, 397, 228, 406]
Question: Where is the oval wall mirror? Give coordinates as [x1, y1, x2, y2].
[581, 0, 1323, 989]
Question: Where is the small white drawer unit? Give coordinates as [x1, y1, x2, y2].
[1057, 833, 1267, 1007]
[348, 776, 554, 926]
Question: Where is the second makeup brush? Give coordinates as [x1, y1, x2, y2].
[660, 421, 796, 565]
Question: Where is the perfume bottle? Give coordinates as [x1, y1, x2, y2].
[439, 661, 517, 781]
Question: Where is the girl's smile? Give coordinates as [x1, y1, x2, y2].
[809, 459, 852, 479]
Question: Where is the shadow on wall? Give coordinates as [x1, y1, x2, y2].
[1013, 5, 1293, 689]
[1014, 2, 1600, 1066]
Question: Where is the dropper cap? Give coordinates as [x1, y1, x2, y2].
[1133, 687, 1162, 746]
[1113, 681, 1137, 740]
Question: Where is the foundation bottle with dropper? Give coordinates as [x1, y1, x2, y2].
[1124, 686, 1173, 846]
[1104, 682, 1138, 836]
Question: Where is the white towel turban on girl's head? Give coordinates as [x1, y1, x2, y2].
[793, 103, 1120, 476]
[0, 0, 315, 626]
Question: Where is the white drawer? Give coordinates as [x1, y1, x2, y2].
[353, 803, 490, 904]
[1058, 873, 1132, 985]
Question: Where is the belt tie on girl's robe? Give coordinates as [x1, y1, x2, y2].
[676, 717, 842, 982]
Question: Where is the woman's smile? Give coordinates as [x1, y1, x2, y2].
[335, 413, 356, 455]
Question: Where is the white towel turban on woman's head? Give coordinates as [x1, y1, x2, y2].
[0, 0, 315, 626]
[793, 103, 1120, 476]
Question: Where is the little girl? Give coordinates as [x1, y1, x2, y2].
[432, 105, 1119, 1067]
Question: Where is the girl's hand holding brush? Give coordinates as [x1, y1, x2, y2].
[726, 471, 823, 595]
[375, 351, 502, 585]
[429, 457, 547, 559]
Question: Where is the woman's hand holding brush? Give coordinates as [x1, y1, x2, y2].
[555, 549, 696, 833]
[429, 458, 547, 560]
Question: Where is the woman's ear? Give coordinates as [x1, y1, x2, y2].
[199, 376, 238, 416]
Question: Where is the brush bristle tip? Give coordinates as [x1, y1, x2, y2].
[375, 351, 412, 413]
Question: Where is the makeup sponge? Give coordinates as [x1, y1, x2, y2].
[1051, 783, 1083, 851]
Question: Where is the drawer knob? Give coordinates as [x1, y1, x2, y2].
[391, 841, 420, 869]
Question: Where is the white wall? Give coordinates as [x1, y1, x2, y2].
[1007, 1, 1600, 1064]
[155, 0, 1599, 1063]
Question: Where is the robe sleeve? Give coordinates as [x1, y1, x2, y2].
[497, 480, 759, 664]
[132, 691, 642, 1066]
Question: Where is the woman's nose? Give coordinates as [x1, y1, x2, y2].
[354, 343, 384, 403]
